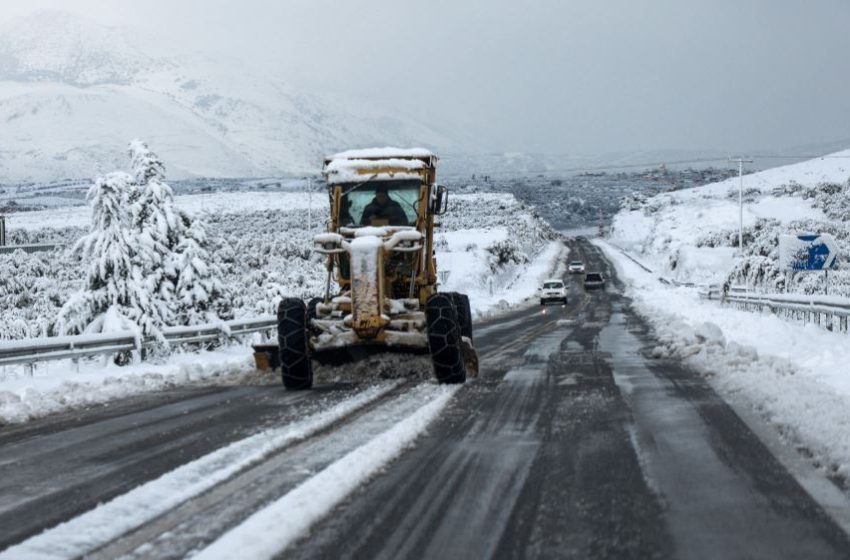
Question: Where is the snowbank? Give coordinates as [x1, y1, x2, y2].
[0, 345, 263, 424]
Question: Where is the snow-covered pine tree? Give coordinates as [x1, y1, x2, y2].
[128, 139, 178, 306]
[129, 138, 166, 185]
[128, 139, 232, 326]
[55, 172, 171, 342]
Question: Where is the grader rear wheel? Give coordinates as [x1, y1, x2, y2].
[277, 298, 313, 390]
[425, 293, 467, 384]
[447, 292, 473, 344]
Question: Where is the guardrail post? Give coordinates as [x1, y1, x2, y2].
[133, 334, 144, 364]
[218, 322, 230, 348]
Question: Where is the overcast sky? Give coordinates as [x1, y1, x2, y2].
[3, 0, 850, 155]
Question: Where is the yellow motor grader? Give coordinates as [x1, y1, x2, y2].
[274, 148, 477, 389]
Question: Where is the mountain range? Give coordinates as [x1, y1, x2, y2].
[0, 11, 459, 182]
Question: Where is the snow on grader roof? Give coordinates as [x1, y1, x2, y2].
[323, 147, 437, 185]
[328, 147, 435, 159]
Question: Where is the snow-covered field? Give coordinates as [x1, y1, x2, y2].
[2, 191, 320, 231]
[601, 148, 850, 485]
[0, 190, 562, 424]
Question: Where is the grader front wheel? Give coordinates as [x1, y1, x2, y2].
[277, 298, 314, 390]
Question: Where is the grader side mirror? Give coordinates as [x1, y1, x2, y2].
[432, 185, 449, 215]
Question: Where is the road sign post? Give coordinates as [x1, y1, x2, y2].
[730, 157, 753, 252]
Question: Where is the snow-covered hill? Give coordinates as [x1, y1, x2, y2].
[0, 11, 460, 182]
[611, 149, 850, 290]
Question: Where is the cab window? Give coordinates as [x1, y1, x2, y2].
[340, 180, 421, 227]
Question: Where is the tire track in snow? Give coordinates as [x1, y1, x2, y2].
[193, 384, 461, 560]
[98, 383, 460, 559]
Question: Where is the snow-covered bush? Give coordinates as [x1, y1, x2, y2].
[620, 192, 647, 211]
[805, 181, 850, 222]
[486, 240, 528, 272]
[725, 256, 785, 292]
[725, 186, 761, 202]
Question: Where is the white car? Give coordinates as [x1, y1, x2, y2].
[568, 260, 586, 274]
[539, 279, 568, 305]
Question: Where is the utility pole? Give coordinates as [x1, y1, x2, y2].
[308, 176, 312, 230]
[730, 157, 753, 251]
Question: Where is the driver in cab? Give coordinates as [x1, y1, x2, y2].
[360, 184, 408, 226]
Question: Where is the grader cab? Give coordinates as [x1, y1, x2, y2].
[274, 148, 477, 389]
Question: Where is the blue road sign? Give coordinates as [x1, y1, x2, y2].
[779, 234, 838, 271]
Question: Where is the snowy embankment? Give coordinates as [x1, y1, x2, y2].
[440, 231, 565, 317]
[0, 190, 559, 424]
[601, 149, 850, 483]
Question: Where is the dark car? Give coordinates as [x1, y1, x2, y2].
[583, 272, 605, 290]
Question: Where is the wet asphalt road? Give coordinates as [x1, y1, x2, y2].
[286, 239, 850, 560]
[1, 238, 850, 559]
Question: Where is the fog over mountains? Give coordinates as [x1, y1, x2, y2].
[0, 11, 459, 182]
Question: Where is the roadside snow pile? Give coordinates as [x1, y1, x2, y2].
[0, 345, 264, 424]
[610, 149, 850, 293]
[598, 239, 850, 486]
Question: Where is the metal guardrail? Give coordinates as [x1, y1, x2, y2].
[607, 241, 654, 274]
[0, 316, 276, 367]
[700, 287, 850, 333]
[0, 243, 64, 255]
[609, 241, 850, 333]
